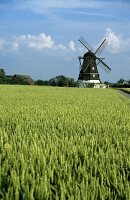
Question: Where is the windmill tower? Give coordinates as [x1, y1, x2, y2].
[78, 36, 111, 84]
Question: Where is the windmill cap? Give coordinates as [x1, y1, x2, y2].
[84, 51, 95, 57]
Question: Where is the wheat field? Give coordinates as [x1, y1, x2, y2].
[0, 85, 130, 200]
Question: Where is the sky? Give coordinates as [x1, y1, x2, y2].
[0, 0, 130, 82]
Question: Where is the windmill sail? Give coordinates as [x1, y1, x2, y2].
[95, 39, 108, 55]
[96, 57, 111, 72]
[79, 36, 94, 52]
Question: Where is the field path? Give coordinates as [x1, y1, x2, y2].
[117, 89, 130, 99]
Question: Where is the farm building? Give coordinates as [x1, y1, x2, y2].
[11, 74, 35, 85]
[5, 74, 35, 85]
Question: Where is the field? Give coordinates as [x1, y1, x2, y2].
[0, 85, 130, 200]
[120, 88, 130, 94]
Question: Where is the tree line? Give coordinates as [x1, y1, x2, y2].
[0, 69, 76, 87]
[105, 79, 130, 88]
[0, 69, 30, 85]
[0, 68, 130, 87]
[36, 75, 76, 87]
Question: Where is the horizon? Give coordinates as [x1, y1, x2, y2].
[0, 0, 130, 82]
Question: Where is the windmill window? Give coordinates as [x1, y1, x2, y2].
[92, 67, 94, 70]
[93, 74, 95, 77]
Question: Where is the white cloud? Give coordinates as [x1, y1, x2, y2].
[0, 39, 5, 50]
[1, 30, 130, 55]
[1, 0, 129, 13]
[11, 42, 19, 50]
[15, 0, 130, 17]
[67, 10, 121, 20]
[55, 44, 67, 50]
[68, 41, 76, 51]
[17, 0, 106, 12]
[0, 33, 77, 52]
[0, 38, 19, 51]
[16, 33, 54, 50]
[105, 28, 121, 53]
[105, 28, 130, 54]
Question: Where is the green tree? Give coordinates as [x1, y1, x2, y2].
[35, 80, 49, 86]
[0, 69, 6, 84]
[57, 75, 67, 87]
[49, 75, 76, 87]
[10, 76, 29, 85]
[117, 78, 124, 84]
[68, 78, 76, 87]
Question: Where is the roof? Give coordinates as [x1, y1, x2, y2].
[5, 75, 13, 79]
[84, 50, 95, 58]
[13, 74, 35, 82]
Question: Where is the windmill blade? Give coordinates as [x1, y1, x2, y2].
[96, 59, 109, 73]
[79, 36, 94, 52]
[96, 40, 108, 56]
[96, 58, 105, 65]
[95, 39, 108, 56]
[98, 62, 110, 73]
[96, 57, 111, 72]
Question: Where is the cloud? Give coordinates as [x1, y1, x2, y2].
[105, 28, 130, 54]
[12, 0, 130, 17]
[67, 10, 122, 20]
[1, 30, 130, 55]
[68, 41, 76, 51]
[105, 28, 121, 53]
[10, 42, 19, 50]
[14, 33, 54, 50]
[55, 44, 67, 50]
[17, 0, 106, 12]
[0, 38, 19, 51]
[0, 33, 77, 52]
[0, 39, 5, 50]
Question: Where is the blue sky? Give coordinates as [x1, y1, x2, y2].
[0, 0, 130, 82]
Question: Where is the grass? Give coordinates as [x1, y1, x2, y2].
[119, 88, 130, 94]
[0, 85, 130, 200]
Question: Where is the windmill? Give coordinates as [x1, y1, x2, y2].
[78, 36, 111, 84]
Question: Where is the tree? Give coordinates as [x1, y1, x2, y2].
[35, 80, 49, 86]
[57, 75, 67, 87]
[10, 76, 29, 85]
[0, 69, 6, 84]
[0, 69, 5, 77]
[49, 75, 76, 87]
[35, 80, 45, 85]
[117, 78, 124, 84]
[68, 78, 76, 87]
[35, 75, 76, 87]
